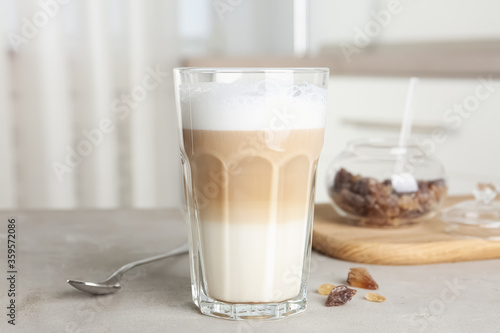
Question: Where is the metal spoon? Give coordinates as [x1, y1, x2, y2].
[67, 243, 189, 295]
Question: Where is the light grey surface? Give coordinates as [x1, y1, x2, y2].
[0, 210, 499, 333]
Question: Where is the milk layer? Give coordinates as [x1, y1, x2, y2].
[200, 220, 308, 303]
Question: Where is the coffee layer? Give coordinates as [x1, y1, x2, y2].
[183, 128, 324, 225]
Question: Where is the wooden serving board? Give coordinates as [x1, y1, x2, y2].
[312, 196, 500, 265]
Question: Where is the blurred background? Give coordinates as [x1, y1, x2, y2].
[1, 0, 499, 210]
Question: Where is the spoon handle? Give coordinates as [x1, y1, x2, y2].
[106, 243, 189, 282]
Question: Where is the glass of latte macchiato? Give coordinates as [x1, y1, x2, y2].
[174, 68, 329, 320]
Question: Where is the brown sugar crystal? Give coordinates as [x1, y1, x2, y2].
[365, 293, 386, 303]
[318, 283, 336, 295]
[325, 285, 357, 307]
[347, 267, 379, 290]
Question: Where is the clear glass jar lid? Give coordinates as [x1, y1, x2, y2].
[441, 183, 500, 240]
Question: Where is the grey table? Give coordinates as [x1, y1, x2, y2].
[1, 210, 499, 333]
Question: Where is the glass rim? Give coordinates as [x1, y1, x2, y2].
[174, 67, 330, 74]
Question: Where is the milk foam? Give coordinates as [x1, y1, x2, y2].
[179, 79, 327, 131]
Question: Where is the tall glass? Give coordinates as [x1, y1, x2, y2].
[174, 68, 329, 320]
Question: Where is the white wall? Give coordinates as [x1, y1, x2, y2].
[179, 0, 294, 56]
[309, 0, 500, 54]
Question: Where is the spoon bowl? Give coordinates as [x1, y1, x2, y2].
[67, 243, 189, 295]
[67, 279, 122, 295]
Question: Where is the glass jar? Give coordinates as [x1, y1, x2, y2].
[325, 138, 447, 227]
